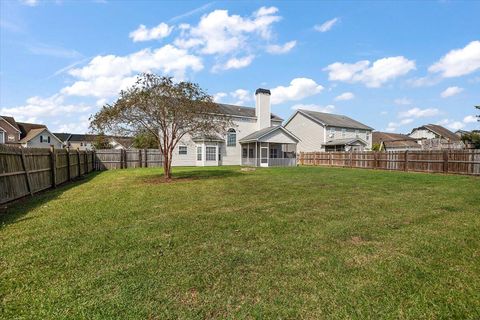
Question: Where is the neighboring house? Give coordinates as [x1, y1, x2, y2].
[1, 116, 62, 149]
[171, 88, 298, 167]
[284, 109, 373, 152]
[409, 124, 464, 150]
[53, 133, 72, 148]
[67, 134, 97, 150]
[110, 136, 134, 150]
[0, 115, 22, 146]
[17, 122, 63, 149]
[455, 129, 470, 137]
[372, 132, 421, 152]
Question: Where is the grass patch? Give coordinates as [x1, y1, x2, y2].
[1, 166, 480, 319]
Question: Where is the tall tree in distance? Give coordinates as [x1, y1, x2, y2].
[90, 73, 232, 180]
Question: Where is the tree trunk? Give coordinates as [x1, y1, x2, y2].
[162, 148, 172, 181]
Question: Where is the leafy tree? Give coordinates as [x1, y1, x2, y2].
[93, 133, 112, 149]
[372, 143, 381, 151]
[132, 130, 158, 149]
[90, 73, 232, 180]
[461, 132, 480, 149]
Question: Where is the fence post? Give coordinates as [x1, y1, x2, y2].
[67, 149, 72, 181]
[350, 150, 354, 168]
[77, 149, 81, 177]
[84, 152, 88, 174]
[443, 150, 449, 173]
[50, 146, 57, 188]
[20, 148, 33, 196]
[139, 149, 142, 168]
[404, 150, 409, 171]
[373, 152, 377, 169]
[144, 149, 148, 168]
[124, 149, 128, 168]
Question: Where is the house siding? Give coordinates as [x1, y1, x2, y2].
[0, 118, 21, 145]
[24, 130, 63, 149]
[170, 117, 283, 166]
[327, 126, 372, 150]
[409, 129, 437, 140]
[284, 113, 325, 152]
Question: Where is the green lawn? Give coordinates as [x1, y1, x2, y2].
[1, 166, 479, 319]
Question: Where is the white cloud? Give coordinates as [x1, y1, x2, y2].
[385, 118, 414, 132]
[429, 41, 480, 78]
[266, 40, 296, 54]
[324, 56, 415, 87]
[394, 98, 412, 105]
[407, 76, 441, 87]
[440, 86, 463, 98]
[231, 89, 252, 105]
[26, 42, 81, 58]
[129, 23, 173, 42]
[270, 78, 324, 105]
[334, 92, 354, 101]
[213, 55, 254, 72]
[314, 18, 339, 32]
[398, 107, 440, 119]
[174, 7, 281, 55]
[0, 94, 91, 126]
[292, 104, 335, 113]
[437, 119, 465, 131]
[463, 115, 478, 123]
[213, 92, 227, 102]
[63, 45, 203, 98]
[20, 0, 38, 6]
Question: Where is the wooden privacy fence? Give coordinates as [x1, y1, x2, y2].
[95, 149, 163, 170]
[298, 150, 480, 176]
[0, 145, 95, 204]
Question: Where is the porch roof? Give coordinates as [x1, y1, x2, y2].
[239, 126, 299, 144]
[323, 138, 367, 146]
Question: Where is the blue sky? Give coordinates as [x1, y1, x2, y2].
[1, 0, 479, 134]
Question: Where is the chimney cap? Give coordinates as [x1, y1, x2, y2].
[255, 88, 271, 95]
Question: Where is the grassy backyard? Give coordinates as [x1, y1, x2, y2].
[1, 166, 479, 319]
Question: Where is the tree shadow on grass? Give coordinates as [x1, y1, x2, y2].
[0, 172, 102, 227]
[139, 167, 244, 184]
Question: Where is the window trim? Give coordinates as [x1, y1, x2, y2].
[227, 128, 236, 147]
[179, 145, 188, 155]
[205, 146, 216, 161]
[196, 146, 202, 161]
[0, 131, 4, 144]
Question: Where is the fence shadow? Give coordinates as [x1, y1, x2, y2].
[0, 172, 101, 227]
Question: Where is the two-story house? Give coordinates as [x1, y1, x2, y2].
[171, 88, 299, 167]
[409, 124, 464, 150]
[284, 109, 373, 152]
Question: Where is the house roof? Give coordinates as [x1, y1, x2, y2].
[215, 103, 283, 122]
[323, 138, 367, 146]
[111, 136, 134, 148]
[288, 109, 374, 130]
[373, 132, 421, 149]
[412, 124, 460, 141]
[0, 115, 21, 132]
[239, 125, 299, 143]
[19, 127, 48, 143]
[67, 134, 98, 142]
[53, 133, 72, 142]
[17, 122, 47, 139]
[372, 131, 416, 144]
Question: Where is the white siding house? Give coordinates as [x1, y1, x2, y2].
[285, 109, 373, 152]
[170, 88, 298, 167]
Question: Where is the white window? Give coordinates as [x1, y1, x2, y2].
[179, 146, 187, 155]
[0, 131, 4, 144]
[197, 146, 202, 161]
[206, 146, 216, 161]
[227, 129, 236, 146]
[355, 130, 359, 138]
[342, 128, 346, 138]
[330, 127, 335, 136]
[366, 132, 370, 141]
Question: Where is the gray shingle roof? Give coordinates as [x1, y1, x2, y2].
[216, 103, 283, 122]
[239, 126, 298, 143]
[412, 124, 460, 141]
[323, 138, 367, 146]
[296, 109, 373, 130]
[53, 133, 71, 142]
